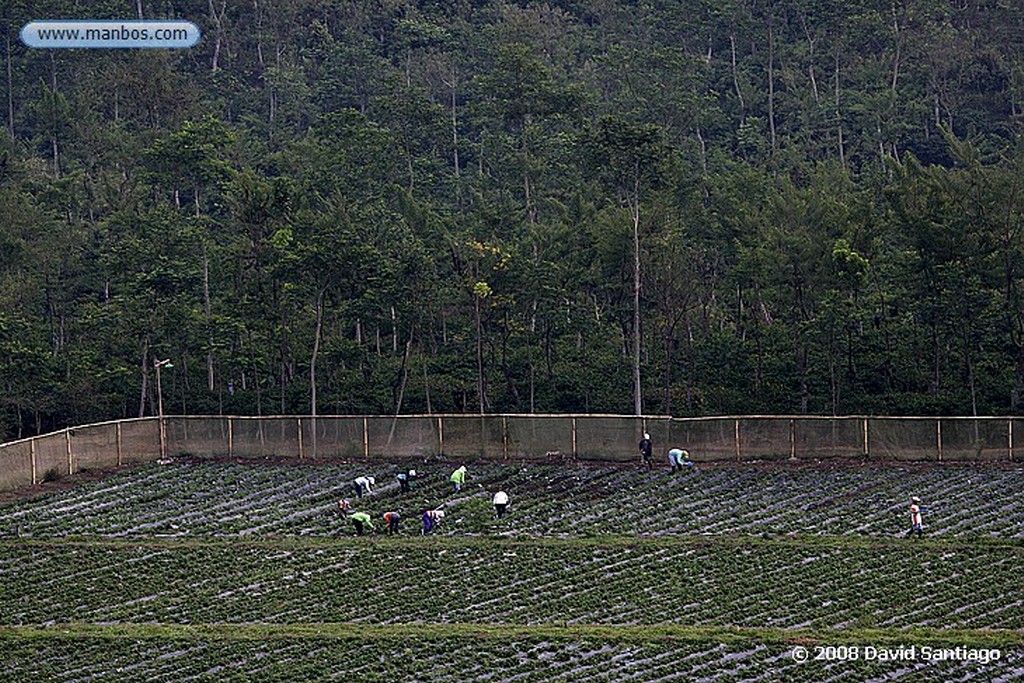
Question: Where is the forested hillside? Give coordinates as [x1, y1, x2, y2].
[2, 0, 1024, 438]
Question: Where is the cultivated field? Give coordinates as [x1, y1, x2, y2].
[1, 458, 1022, 681]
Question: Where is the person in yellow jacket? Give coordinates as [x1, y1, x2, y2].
[450, 465, 467, 492]
[349, 511, 374, 535]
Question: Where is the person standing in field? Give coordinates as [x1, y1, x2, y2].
[908, 496, 926, 537]
[383, 511, 401, 535]
[638, 433, 653, 465]
[493, 490, 510, 518]
[353, 475, 375, 498]
[450, 465, 467, 492]
[421, 508, 445, 535]
[350, 511, 374, 535]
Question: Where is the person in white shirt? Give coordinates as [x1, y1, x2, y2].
[353, 475, 375, 498]
[909, 496, 926, 537]
[493, 490, 510, 519]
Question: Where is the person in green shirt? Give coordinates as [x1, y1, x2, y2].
[349, 511, 374, 535]
[450, 465, 467, 492]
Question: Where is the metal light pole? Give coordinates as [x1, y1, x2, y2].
[154, 358, 173, 459]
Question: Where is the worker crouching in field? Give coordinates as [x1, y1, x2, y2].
[421, 508, 445, 534]
[383, 511, 401, 535]
[667, 448, 693, 473]
[908, 496, 926, 537]
[493, 490, 510, 519]
[353, 475, 375, 498]
[350, 511, 374, 535]
[396, 469, 417, 493]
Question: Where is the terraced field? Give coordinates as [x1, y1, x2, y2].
[1, 458, 1021, 681]
[1, 460, 1022, 538]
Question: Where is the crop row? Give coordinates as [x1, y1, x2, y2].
[2, 633, 1020, 683]
[0, 461, 1022, 539]
[2, 539, 1021, 630]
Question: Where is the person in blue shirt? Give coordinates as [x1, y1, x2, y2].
[667, 448, 693, 473]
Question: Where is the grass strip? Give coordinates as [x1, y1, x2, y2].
[3, 532, 1023, 553]
[0, 622, 1021, 649]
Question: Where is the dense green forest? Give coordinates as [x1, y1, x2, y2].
[2, 0, 1024, 438]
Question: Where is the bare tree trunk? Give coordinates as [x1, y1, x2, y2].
[730, 32, 745, 121]
[208, 0, 227, 72]
[801, 14, 820, 105]
[835, 51, 846, 170]
[475, 294, 487, 413]
[890, 0, 901, 93]
[5, 32, 14, 137]
[391, 306, 398, 353]
[49, 54, 59, 177]
[310, 287, 326, 454]
[631, 174, 643, 416]
[695, 127, 707, 173]
[443, 66, 460, 178]
[253, 0, 264, 69]
[393, 334, 413, 414]
[767, 16, 777, 153]
[203, 241, 214, 392]
[422, 343, 433, 413]
[138, 337, 150, 417]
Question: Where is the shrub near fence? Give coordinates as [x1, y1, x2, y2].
[1, 414, 1022, 491]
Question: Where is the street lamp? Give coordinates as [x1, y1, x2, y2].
[154, 358, 173, 459]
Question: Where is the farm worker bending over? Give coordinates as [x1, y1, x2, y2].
[908, 496, 926, 537]
[383, 511, 401, 535]
[350, 511, 374, 535]
[450, 465, 467, 492]
[667, 449, 693, 473]
[421, 508, 445, 535]
[353, 475, 375, 498]
[493, 490, 510, 518]
[638, 433, 653, 465]
[338, 499, 351, 515]
[396, 469, 417, 493]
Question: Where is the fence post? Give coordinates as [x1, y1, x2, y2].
[228, 417, 234, 457]
[863, 418, 869, 457]
[789, 419, 796, 460]
[1009, 419, 1013, 462]
[66, 428, 73, 475]
[937, 419, 943, 462]
[502, 416, 509, 460]
[297, 417, 304, 459]
[438, 416, 445, 456]
[30, 439, 37, 485]
[734, 419, 740, 461]
[116, 422, 123, 467]
[572, 417, 578, 461]
[363, 417, 370, 458]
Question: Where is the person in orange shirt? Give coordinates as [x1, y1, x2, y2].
[383, 511, 401, 535]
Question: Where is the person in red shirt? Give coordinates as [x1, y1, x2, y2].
[383, 511, 401, 535]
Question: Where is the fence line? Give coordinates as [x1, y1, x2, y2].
[0, 414, 1021, 491]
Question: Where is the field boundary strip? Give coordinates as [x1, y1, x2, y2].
[1, 623, 1021, 648]
[3, 533, 1023, 553]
